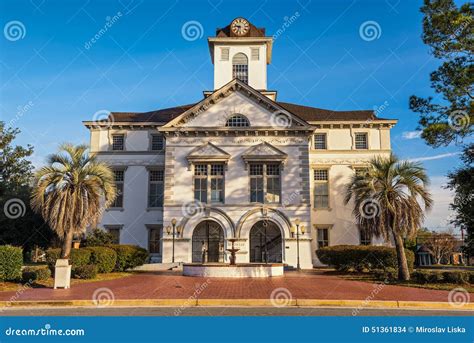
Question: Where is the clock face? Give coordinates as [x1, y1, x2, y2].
[231, 18, 250, 36]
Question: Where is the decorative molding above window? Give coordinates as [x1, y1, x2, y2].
[241, 142, 288, 170]
[186, 142, 231, 170]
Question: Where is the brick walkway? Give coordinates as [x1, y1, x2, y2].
[1, 271, 470, 303]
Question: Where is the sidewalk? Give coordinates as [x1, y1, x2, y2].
[0, 272, 472, 310]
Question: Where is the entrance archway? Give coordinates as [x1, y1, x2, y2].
[249, 221, 283, 263]
[192, 220, 225, 263]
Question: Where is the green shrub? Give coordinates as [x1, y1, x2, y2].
[412, 270, 444, 283]
[316, 245, 414, 273]
[87, 246, 117, 273]
[83, 228, 116, 247]
[0, 245, 23, 281]
[373, 267, 398, 281]
[107, 245, 148, 271]
[442, 271, 470, 284]
[45, 248, 92, 269]
[22, 266, 51, 283]
[73, 264, 97, 279]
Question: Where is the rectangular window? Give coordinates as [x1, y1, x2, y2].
[355, 133, 368, 149]
[314, 133, 327, 150]
[210, 164, 224, 203]
[194, 164, 224, 203]
[148, 226, 161, 253]
[314, 169, 329, 208]
[112, 134, 124, 151]
[232, 64, 248, 84]
[151, 135, 164, 151]
[148, 170, 164, 207]
[110, 170, 124, 208]
[251, 48, 259, 61]
[105, 226, 121, 244]
[250, 163, 280, 204]
[360, 230, 371, 245]
[220, 47, 229, 61]
[317, 228, 329, 249]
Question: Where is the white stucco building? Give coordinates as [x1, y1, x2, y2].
[84, 18, 397, 269]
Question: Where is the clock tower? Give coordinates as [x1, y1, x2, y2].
[208, 18, 274, 93]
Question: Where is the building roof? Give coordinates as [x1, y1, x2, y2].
[107, 101, 387, 124]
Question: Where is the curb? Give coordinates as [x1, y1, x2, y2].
[0, 299, 472, 311]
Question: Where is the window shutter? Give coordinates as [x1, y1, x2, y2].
[251, 48, 259, 61]
[220, 48, 229, 61]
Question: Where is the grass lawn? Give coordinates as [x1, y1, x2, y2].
[0, 272, 133, 293]
[339, 273, 474, 293]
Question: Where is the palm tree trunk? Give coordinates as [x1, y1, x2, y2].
[61, 229, 74, 260]
[392, 231, 410, 281]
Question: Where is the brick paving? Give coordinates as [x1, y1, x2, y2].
[1, 271, 471, 303]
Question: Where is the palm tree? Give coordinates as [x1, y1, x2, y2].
[344, 154, 432, 281]
[31, 144, 116, 259]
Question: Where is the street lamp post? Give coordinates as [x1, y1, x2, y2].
[292, 219, 306, 271]
[166, 218, 181, 263]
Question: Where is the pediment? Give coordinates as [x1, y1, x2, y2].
[161, 79, 310, 130]
[186, 142, 230, 169]
[242, 142, 288, 169]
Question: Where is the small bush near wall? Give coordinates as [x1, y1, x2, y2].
[316, 245, 415, 272]
[107, 245, 148, 272]
[87, 247, 117, 273]
[0, 245, 23, 281]
[46, 248, 92, 270]
[73, 265, 98, 279]
[22, 266, 51, 283]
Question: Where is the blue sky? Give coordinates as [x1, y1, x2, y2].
[0, 0, 467, 231]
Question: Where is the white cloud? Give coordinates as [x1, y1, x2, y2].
[408, 152, 460, 162]
[402, 131, 422, 140]
[423, 176, 455, 232]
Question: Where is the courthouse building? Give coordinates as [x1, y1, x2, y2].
[84, 18, 396, 268]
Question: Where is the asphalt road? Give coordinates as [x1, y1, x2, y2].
[0, 306, 471, 316]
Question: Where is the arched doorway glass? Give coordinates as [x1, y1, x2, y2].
[249, 221, 283, 263]
[192, 220, 225, 263]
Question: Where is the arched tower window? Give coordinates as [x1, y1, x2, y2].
[232, 53, 248, 84]
[225, 114, 250, 127]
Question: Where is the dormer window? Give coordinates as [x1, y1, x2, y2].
[232, 53, 248, 84]
[225, 115, 250, 127]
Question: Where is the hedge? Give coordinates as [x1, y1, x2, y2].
[0, 245, 23, 281]
[316, 245, 415, 272]
[412, 270, 471, 284]
[22, 266, 51, 283]
[107, 244, 148, 271]
[45, 248, 92, 270]
[87, 246, 117, 273]
[73, 265, 98, 279]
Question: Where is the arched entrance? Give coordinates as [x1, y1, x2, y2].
[249, 220, 283, 263]
[192, 220, 225, 263]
